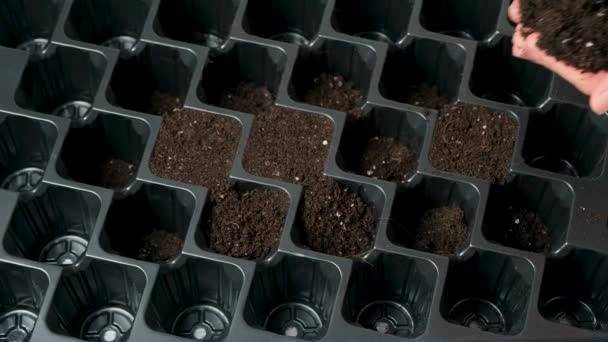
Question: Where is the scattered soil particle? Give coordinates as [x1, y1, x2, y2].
[430, 103, 518, 184]
[358, 136, 417, 183]
[136, 229, 184, 262]
[220, 82, 275, 115]
[411, 207, 468, 256]
[100, 159, 136, 189]
[301, 177, 375, 257]
[520, 0, 608, 73]
[403, 83, 449, 110]
[303, 73, 365, 117]
[488, 207, 550, 253]
[578, 206, 603, 224]
[206, 188, 289, 259]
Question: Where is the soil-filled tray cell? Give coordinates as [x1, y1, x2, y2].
[539, 249, 608, 332]
[244, 0, 327, 46]
[389, 176, 478, 256]
[4, 184, 100, 265]
[337, 107, 425, 183]
[15, 45, 106, 120]
[380, 38, 464, 110]
[0, 261, 48, 342]
[58, 112, 148, 190]
[289, 38, 375, 117]
[441, 250, 533, 335]
[483, 174, 573, 254]
[331, 0, 413, 44]
[0, 114, 57, 193]
[199, 42, 287, 108]
[65, 0, 151, 51]
[471, 37, 551, 107]
[244, 254, 340, 340]
[154, 0, 239, 49]
[147, 257, 243, 341]
[420, 0, 502, 41]
[0, 0, 63, 52]
[46, 259, 146, 341]
[343, 252, 436, 338]
[523, 104, 608, 178]
[101, 182, 194, 263]
[108, 43, 196, 115]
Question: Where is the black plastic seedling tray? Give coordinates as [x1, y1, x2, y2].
[1, 0, 608, 341]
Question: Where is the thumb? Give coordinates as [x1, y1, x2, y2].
[590, 75, 608, 115]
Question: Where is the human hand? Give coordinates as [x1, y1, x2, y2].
[509, 0, 608, 114]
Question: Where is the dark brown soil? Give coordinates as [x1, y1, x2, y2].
[403, 83, 449, 110]
[430, 103, 518, 184]
[488, 206, 550, 253]
[302, 73, 365, 117]
[520, 0, 608, 72]
[136, 229, 184, 262]
[300, 177, 375, 256]
[358, 137, 417, 183]
[100, 159, 136, 189]
[219, 82, 275, 115]
[411, 207, 468, 256]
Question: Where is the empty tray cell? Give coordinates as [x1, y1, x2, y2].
[243, 0, 326, 45]
[471, 37, 551, 107]
[420, 0, 501, 40]
[442, 250, 533, 335]
[47, 259, 146, 341]
[332, 0, 413, 44]
[388, 175, 479, 256]
[539, 249, 608, 331]
[0, 262, 48, 342]
[244, 254, 340, 340]
[147, 257, 244, 341]
[4, 184, 100, 265]
[154, 0, 239, 48]
[65, 0, 151, 51]
[483, 174, 573, 254]
[15, 45, 106, 120]
[380, 38, 465, 109]
[343, 252, 436, 338]
[199, 41, 287, 108]
[523, 104, 608, 178]
[0, 0, 62, 53]
[337, 107, 426, 183]
[288, 38, 376, 116]
[58, 112, 149, 190]
[101, 182, 195, 263]
[108, 43, 196, 115]
[0, 114, 56, 192]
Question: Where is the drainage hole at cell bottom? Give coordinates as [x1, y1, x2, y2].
[355, 300, 415, 337]
[0, 309, 38, 342]
[79, 307, 134, 342]
[541, 296, 599, 330]
[264, 302, 324, 339]
[171, 304, 230, 341]
[447, 298, 507, 334]
[1, 167, 44, 192]
[38, 235, 88, 265]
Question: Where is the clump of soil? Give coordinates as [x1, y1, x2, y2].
[403, 83, 449, 110]
[430, 103, 517, 184]
[137, 229, 184, 262]
[301, 177, 375, 256]
[520, 0, 608, 72]
[358, 136, 417, 183]
[411, 207, 468, 256]
[206, 188, 289, 259]
[302, 73, 365, 117]
[488, 206, 550, 253]
[219, 82, 275, 115]
[100, 159, 136, 189]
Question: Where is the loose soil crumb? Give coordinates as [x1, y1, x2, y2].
[358, 137, 417, 183]
[430, 103, 517, 184]
[403, 83, 449, 110]
[303, 73, 365, 117]
[488, 206, 550, 253]
[578, 206, 603, 224]
[301, 177, 375, 256]
[100, 159, 136, 189]
[206, 188, 288, 259]
[520, 0, 608, 72]
[137, 229, 184, 262]
[412, 207, 468, 256]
